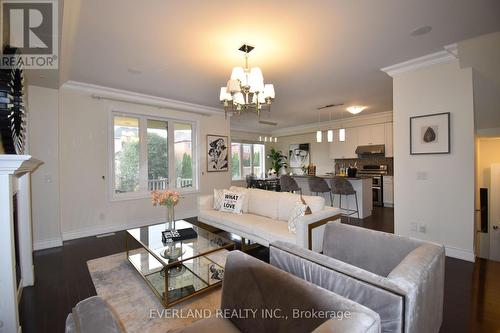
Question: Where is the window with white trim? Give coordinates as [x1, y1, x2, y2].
[231, 142, 265, 180]
[111, 112, 197, 199]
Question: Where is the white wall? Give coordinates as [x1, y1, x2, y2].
[27, 85, 63, 249]
[57, 85, 230, 240]
[392, 60, 475, 261]
[458, 31, 500, 134]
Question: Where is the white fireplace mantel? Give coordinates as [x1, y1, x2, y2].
[0, 154, 43, 176]
[0, 154, 43, 333]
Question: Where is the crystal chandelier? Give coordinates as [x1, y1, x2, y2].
[219, 44, 275, 119]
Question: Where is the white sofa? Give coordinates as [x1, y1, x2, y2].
[197, 186, 342, 252]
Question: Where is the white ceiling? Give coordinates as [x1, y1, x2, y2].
[58, 0, 500, 131]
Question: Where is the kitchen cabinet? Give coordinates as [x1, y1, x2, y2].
[357, 124, 385, 146]
[329, 122, 393, 159]
[385, 122, 393, 157]
[383, 175, 394, 207]
[329, 127, 358, 159]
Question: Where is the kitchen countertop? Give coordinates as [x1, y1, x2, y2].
[291, 174, 372, 180]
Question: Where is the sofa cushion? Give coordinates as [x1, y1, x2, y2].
[277, 192, 300, 221]
[199, 209, 273, 235]
[248, 188, 279, 220]
[253, 220, 295, 244]
[177, 317, 240, 333]
[277, 192, 325, 220]
[302, 195, 325, 213]
[229, 186, 250, 213]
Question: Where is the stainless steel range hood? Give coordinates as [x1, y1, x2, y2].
[355, 145, 385, 156]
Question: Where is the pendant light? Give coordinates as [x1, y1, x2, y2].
[327, 110, 334, 142]
[316, 110, 322, 143]
[339, 108, 346, 142]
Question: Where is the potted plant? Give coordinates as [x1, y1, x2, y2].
[267, 148, 288, 175]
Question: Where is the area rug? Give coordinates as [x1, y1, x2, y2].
[87, 250, 228, 333]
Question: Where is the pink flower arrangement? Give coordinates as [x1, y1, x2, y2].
[151, 190, 180, 207]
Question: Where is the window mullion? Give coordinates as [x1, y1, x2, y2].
[168, 120, 176, 189]
[139, 116, 148, 192]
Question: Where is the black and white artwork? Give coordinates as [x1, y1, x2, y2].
[289, 143, 310, 168]
[410, 112, 450, 155]
[207, 135, 228, 172]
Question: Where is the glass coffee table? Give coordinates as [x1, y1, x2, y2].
[126, 220, 234, 307]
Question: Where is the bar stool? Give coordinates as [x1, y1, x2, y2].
[308, 176, 333, 206]
[331, 176, 360, 219]
[245, 174, 255, 188]
[279, 175, 302, 194]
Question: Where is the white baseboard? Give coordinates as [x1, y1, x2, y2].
[445, 246, 475, 262]
[34, 237, 63, 250]
[62, 209, 197, 241]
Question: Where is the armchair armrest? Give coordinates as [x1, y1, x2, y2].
[387, 243, 445, 333]
[222, 251, 380, 333]
[312, 313, 380, 333]
[197, 194, 213, 212]
[270, 241, 406, 332]
[295, 207, 342, 251]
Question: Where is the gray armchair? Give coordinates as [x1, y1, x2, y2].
[66, 296, 124, 333]
[269, 222, 445, 333]
[180, 250, 381, 333]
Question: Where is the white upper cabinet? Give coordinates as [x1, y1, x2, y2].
[329, 122, 393, 159]
[357, 124, 385, 146]
[385, 122, 393, 157]
[329, 127, 358, 159]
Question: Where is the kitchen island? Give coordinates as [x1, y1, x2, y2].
[292, 175, 373, 218]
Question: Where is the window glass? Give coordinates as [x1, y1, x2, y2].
[114, 116, 140, 193]
[242, 144, 252, 178]
[174, 122, 193, 188]
[231, 143, 241, 180]
[147, 119, 168, 190]
[253, 144, 265, 178]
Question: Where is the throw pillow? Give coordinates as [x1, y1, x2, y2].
[219, 190, 246, 214]
[229, 186, 250, 213]
[300, 195, 313, 215]
[213, 189, 224, 210]
[288, 201, 308, 233]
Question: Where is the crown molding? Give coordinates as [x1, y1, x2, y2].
[62, 81, 225, 116]
[381, 43, 458, 77]
[271, 111, 393, 137]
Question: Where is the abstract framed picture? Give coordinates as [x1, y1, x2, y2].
[410, 112, 450, 155]
[207, 134, 229, 172]
[288, 143, 310, 168]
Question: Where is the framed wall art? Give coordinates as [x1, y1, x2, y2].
[207, 134, 229, 172]
[410, 112, 450, 155]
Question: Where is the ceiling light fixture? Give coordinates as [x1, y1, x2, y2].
[316, 109, 322, 143]
[339, 107, 346, 142]
[219, 44, 275, 119]
[346, 106, 366, 114]
[327, 109, 334, 142]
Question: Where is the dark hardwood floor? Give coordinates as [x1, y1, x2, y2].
[20, 207, 500, 333]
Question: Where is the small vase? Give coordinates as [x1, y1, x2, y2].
[165, 205, 175, 230]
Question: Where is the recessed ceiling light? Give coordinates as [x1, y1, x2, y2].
[410, 26, 432, 37]
[127, 68, 142, 74]
[346, 106, 366, 114]
[39, 74, 46, 78]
